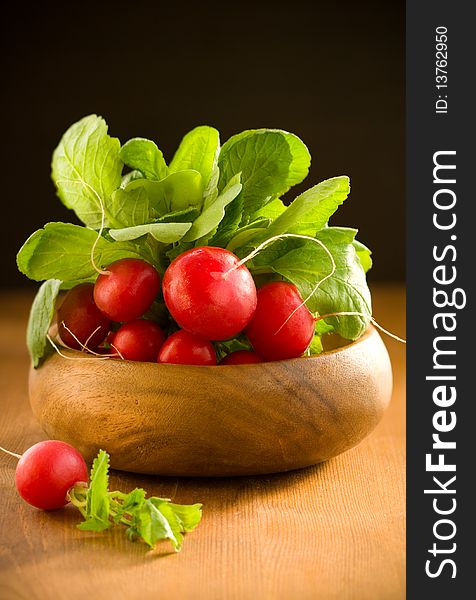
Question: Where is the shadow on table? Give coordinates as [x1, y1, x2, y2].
[111, 460, 329, 512]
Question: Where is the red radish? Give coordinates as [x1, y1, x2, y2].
[245, 281, 315, 361]
[162, 247, 257, 341]
[15, 441, 88, 510]
[220, 350, 263, 365]
[111, 320, 166, 362]
[94, 258, 160, 322]
[57, 283, 111, 350]
[158, 330, 216, 365]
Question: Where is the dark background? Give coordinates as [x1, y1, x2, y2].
[0, 0, 404, 288]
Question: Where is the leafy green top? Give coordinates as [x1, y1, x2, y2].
[69, 450, 202, 551]
[17, 115, 372, 367]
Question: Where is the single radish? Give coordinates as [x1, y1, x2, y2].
[162, 247, 257, 341]
[158, 330, 216, 365]
[245, 281, 315, 361]
[111, 320, 166, 362]
[94, 258, 160, 322]
[220, 350, 263, 365]
[57, 283, 111, 350]
[15, 441, 88, 510]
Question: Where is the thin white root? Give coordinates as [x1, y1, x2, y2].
[316, 311, 406, 344]
[110, 343, 125, 361]
[47, 335, 117, 361]
[83, 326, 102, 351]
[60, 322, 106, 356]
[55, 178, 110, 276]
[0, 445, 22, 459]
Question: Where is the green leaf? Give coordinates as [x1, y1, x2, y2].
[17, 222, 145, 283]
[154, 502, 185, 550]
[166, 502, 203, 532]
[51, 115, 123, 229]
[67, 450, 203, 552]
[256, 176, 350, 240]
[208, 193, 244, 247]
[215, 336, 252, 361]
[110, 181, 151, 228]
[156, 207, 200, 223]
[250, 197, 286, 221]
[144, 170, 204, 215]
[353, 239, 373, 272]
[225, 219, 270, 253]
[120, 137, 168, 180]
[78, 450, 111, 532]
[120, 169, 145, 189]
[166, 241, 194, 262]
[26, 279, 62, 368]
[182, 173, 242, 242]
[111, 488, 146, 524]
[252, 227, 371, 340]
[309, 334, 324, 355]
[150, 500, 203, 551]
[218, 129, 310, 217]
[169, 126, 220, 190]
[134, 499, 179, 549]
[315, 318, 335, 336]
[109, 222, 192, 243]
[202, 164, 220, 209]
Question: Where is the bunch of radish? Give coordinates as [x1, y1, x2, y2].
[57, 247, 316, 366]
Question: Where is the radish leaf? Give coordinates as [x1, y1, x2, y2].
[218, 129, 310, 218]
[70, 450, 202, 551]
[78, 450, 111, 532]
[169, 126, 220, 190]
[17, 222, 148, 282]
[256, 176, 350, 240]
[26, 279, 62, 368]
[109, 222, 192, 243]
[182, 173, 242, 242]
[120, 137, 168, 181]
[51, 115, 123, 229]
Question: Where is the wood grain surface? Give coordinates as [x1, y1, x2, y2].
[0, 284, 406, 600]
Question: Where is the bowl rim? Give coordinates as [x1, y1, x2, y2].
[40, 326, 377, 370]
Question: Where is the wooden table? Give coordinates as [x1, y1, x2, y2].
[0, 285, 405, 600]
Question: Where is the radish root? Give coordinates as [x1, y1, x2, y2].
[0, 445, 21, 459]
[47, 334, 120, 361]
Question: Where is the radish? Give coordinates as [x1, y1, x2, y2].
[94, 258, 160, 322]
[111, 320, 166, 362]
[14, 441, 88, 510]
[57, 283, 111, 350]
[245, 281, 316, 361]
[162, 247, 257, 341]
[158, 330, 217, 365]
[220, 350, 263, 365]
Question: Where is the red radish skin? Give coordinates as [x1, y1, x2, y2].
[94, 258, 160, 322]
[220, 350, 263, 365]
[162, 247, 257, 341]
[111, 320, 166, 362]
[158, 330, 217, 365]
[15, 441, 88, 510]
[57, 283, 111, 350]
[245, 282, 316, 361]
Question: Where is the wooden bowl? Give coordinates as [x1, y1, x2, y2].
[29, 326, 392, 476]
